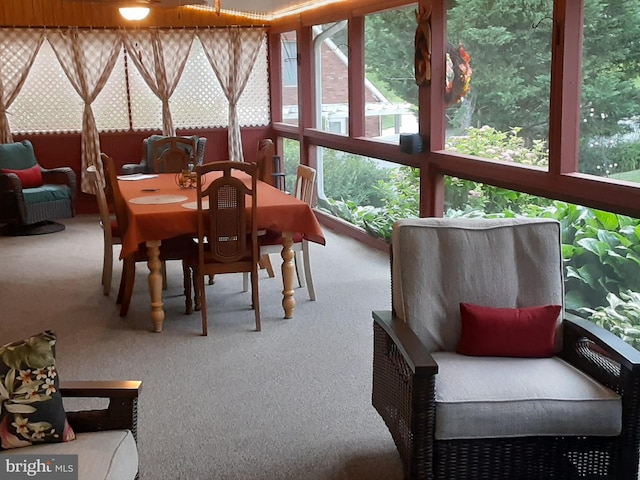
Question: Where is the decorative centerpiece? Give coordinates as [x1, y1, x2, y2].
[176, 162, 198, 189]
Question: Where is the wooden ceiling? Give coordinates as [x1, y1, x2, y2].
[0, 0, 412, 28]
[63, 0, 319, 16]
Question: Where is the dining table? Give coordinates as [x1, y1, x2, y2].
[117, 171, 326, 332]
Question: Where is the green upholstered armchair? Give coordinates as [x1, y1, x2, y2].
[121, 135, 207, 175]
[0, 140, 76, 228]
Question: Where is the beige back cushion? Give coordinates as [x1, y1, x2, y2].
[391, 217, 564, 353]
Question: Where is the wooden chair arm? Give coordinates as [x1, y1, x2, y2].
[373, 310, 438, 376]
[60, 380, 141, 439]
[563, 313, 640, 373]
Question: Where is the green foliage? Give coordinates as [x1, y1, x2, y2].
[580, 291, 640, 350]
[364, 5, 418, 106]
[283, 138, 390, 208]
[447, 0, 555, 137]
[375, 166, 420, 219]
[580, 138, 640, 176]
[444, 126, 552, 213]
[580, 0, 640, 139]
[321, 150, 391, 207]
[521, 202, 640, 311]
[318, 198, 397, 240]
[446, 126, 549, 166]
[445, 0, 640, 143]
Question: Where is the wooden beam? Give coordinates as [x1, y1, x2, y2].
[348, 16, 365, 138]
[548, 0, 583, 175]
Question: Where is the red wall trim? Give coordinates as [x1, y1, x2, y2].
[15, 127, 271, 214]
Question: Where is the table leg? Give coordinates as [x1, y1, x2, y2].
[281, 232, 295, 318]
[147, 240, 165, 332]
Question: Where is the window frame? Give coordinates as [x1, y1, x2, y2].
[268, 0, 640, 222]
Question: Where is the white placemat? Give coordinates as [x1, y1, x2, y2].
[181, 200, 209, 210]
[117, 174, 159, 181]
[129, 194, 188, 205]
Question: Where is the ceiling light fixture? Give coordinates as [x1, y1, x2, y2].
[119, 6, 151, 21]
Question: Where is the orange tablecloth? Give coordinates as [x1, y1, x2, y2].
[118, 173, 325, 259]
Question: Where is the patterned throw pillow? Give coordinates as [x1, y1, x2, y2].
[0, 331, 75, 450]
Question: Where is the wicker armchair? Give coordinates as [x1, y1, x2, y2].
[121, 135, 207, 175]
[372, 217, 640, 480]
[2, 380, 141, 480]
[0, 140, 76, 228]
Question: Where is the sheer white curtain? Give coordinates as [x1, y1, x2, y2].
[47, 29, 122, 193]
[198, 27, 265, 162]
[121, 29, 194, 137]
[0, 29, 44, 144]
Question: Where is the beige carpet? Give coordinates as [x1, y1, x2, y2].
[0, 215, 403, 480]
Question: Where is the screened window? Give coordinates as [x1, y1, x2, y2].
[280, 33, 299, 126]
[10, 33, 270, 134]
[578, 0, 640, 184]
[445, 0, 553, 170]
[364, 4, 418, 140]
[282, 40, 298, 87]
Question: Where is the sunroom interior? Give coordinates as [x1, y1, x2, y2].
[2, 0, 637, 319]
[1, 0, 640, 478]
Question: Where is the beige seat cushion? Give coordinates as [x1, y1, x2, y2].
[1, 430, 138, 480]
[432, 352, 621, 440]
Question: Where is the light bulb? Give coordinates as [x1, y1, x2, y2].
[119, 7, 151, 21]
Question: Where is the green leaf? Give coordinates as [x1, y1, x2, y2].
[567, 264, 604, 290]
[577, 237, 610, 258]
[594, 210, 619, 230]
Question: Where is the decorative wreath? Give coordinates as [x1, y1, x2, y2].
[445, 42, 472, 106]
[414, 7, 473, 106]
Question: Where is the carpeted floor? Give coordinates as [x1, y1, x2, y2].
[0, 215, 403, 480]
[0, 220, 66, 236]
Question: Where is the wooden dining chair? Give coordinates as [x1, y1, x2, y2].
[86, 163, 121, 296]
[244, 164, 318, 301]
[101, 153, 192, 317]
[255, 139, 276, 184]
[184, 161, 261, 335]
[253, 139, 279, 278]
[152, 136, 197, 173]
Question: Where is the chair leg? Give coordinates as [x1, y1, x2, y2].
[251, 267, 261, 331]
[259, 254, 275, 278]
[193, 267, 201, 311]
[183, 262, 192, 315]
[303, 240, 316, 301]
[119, 256, 136, 317]
[161, 261, 168, 290]
[294, 251, 305, 288]
[242, 272, 249, 292]
[208, 275, 215, 285]
[102, 241, 113, 296]
[198, 273, 207, 336]
[116, 260, 125, 305]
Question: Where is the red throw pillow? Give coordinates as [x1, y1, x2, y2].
[457, 303, 562, 358]
[0, 165, 43, 188]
